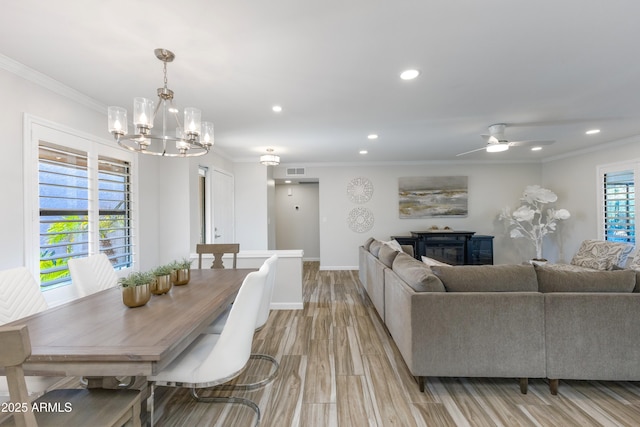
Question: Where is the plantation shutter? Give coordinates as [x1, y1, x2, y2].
[38, 142, 89, 288]
[98, 156, 133, 270]
[603, 170, 635, 244]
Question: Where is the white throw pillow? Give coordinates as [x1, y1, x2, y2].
[384, 239, 403, 252]
[421, 256, 451, 267]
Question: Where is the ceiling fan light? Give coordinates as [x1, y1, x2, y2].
[486, 144, 509, 153]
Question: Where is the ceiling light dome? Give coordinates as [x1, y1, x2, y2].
[486, 144, 509, 153]
[400, 69, 420, 80]
[260, 148, 280, 165]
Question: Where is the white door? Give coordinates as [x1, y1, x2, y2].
[212, 169, 235, 243]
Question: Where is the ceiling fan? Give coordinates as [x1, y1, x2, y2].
[456, 123, 555, 156]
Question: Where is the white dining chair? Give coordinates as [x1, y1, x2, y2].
[205, 255, 280, 390]
[0, 324, 142, 427]
[68, 253, 118, 298]
[147, 267, 268, 427]
[0, 267, 66, 402]
[207, 255, 278, 333]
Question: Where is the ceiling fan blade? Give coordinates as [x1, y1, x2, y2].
[508, 140, 555, 147]
[456, 146, 487, 156]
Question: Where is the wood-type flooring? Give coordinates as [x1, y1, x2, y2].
[153, 262, 640, 426]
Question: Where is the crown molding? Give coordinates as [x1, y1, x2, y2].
[0, 53, 106, 114]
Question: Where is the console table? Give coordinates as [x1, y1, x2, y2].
[392, 231, 493, 265]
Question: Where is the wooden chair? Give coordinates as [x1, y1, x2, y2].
[196, 243, 240, 269]
[0, 325, 142, 427]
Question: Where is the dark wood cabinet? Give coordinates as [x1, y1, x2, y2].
[392, 231, 493, 265]
[468, 235, 494, 265]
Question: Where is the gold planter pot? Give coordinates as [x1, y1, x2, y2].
[122, 283, 151, 308]
[151, 274, 172, 295]
[172, 268, 190, 286]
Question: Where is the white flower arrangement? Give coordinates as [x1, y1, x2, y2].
[499, 185, 570, 260]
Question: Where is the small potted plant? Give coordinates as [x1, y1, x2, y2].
[119, 271, 153, 308]
[171, 257, 192, 286]
[151, 264, 174, 295]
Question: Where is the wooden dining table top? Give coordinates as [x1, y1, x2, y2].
[3, 268, 255, 378]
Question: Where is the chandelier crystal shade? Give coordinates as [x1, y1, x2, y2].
[107, 48, 213, 157]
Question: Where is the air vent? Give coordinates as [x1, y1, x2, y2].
[286, 167, 306, 176]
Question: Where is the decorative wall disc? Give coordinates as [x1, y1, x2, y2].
[347, 207, 375, 233]
[347, 176, 374, 204]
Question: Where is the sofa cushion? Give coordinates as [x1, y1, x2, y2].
[363, 237, 375, 252]
[535, 264, 636, 293]
[392, 252, 445, 292]
[430, 264, 539, 292]
[570, 239, 634, 270]
[369, 239, 383, 258]
[378, 243, 400, 268]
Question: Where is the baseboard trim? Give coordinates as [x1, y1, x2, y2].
[271, 302, 304, 310]
[320, 265, 359, 271]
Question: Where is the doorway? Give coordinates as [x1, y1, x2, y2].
[212, 169, 235, 243]
[275, 181, 320, 260]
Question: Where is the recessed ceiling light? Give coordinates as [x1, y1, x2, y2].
[531, 146, 543, 151]
[368, 134, 378, 140]
[359, 150, 368, 155]
[586, 129, 600, 135]
[400, 69, 420, 80]
[272, 105, 283, 113]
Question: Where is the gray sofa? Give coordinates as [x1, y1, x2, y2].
[359, 238, 640, 395]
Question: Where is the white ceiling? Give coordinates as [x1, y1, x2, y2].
[2, 0, 640, 164]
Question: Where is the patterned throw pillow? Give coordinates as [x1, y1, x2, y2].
[570, 239, 634, 270]
[628, 250, 640, 270]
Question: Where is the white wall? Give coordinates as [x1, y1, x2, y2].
[542, 136, 640, 262]
[274, 162, 543, 268]
[275, 182, 320, 259]
[234, 163, 269, 249]
[0, 66, 153, 272]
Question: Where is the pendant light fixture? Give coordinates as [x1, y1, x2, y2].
[107, 48, 213, 157]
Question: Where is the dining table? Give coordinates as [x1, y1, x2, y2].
[2, 268, 255, 379]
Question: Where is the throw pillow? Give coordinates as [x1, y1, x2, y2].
[421, 256, 451, 267]
[392, 252, 445, 292]
[429, 264, 539, 292]
[535, 264, 636, 293]
[570, 239, 634, 270]
[384, 239, 403, 252]
[378, 244, 400, 268]
[627, 250, 640, 270]
[363, 237, 375, 252]
[369, 239, 383, 258]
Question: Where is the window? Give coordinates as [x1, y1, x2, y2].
[25, 116, 137, 291]
[38, 143, 89, 287]
[599, 163, 638, 245]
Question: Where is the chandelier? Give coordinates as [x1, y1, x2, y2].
[260, 148, 280, 165]
[107, 48, 213, 157]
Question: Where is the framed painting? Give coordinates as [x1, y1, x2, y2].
[399, 176, 468, 218]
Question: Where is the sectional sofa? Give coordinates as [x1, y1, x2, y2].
[359, 238, 640, 395]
